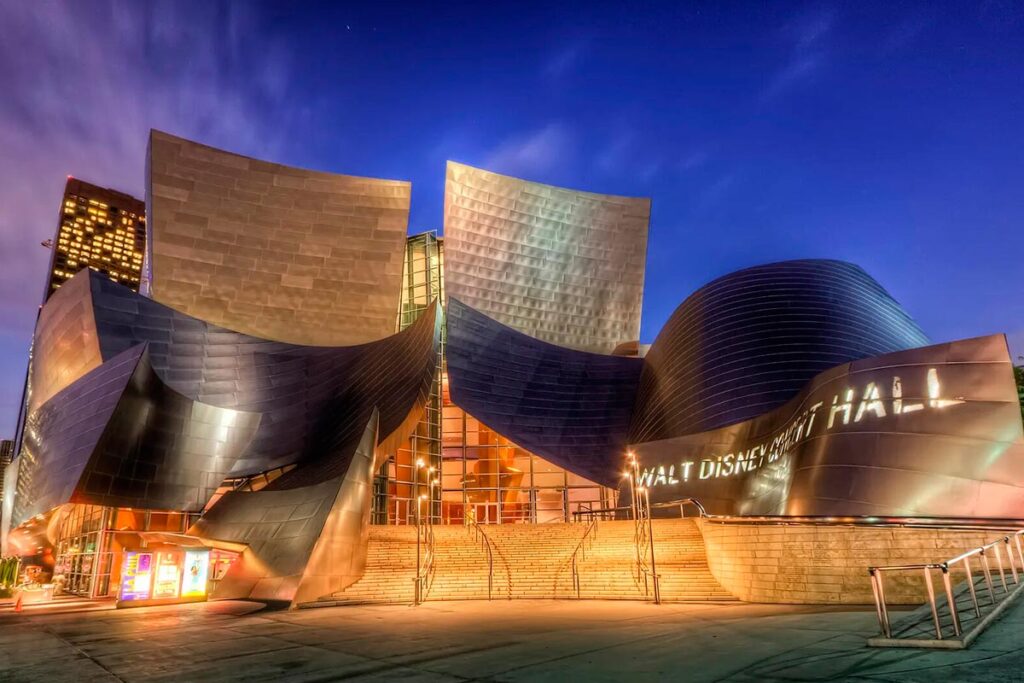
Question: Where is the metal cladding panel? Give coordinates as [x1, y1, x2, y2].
[27, 271, 103, 414]
[56, 270, 439, 478]
[11, 345, 144, 527]
[191, 411, 379, 605]
[631, 260, 931, 442]
[10, 270, 438, 529]
[12, 343, 260, 522]
[630, 335, 1024, 518]
[443, 161, 650, 354]
[446, 298, 643, 486]
[78, 347, 262, 511]
[146, 130, 410, 346]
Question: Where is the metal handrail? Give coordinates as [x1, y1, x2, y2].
[568, 519, 599, 598]
[413, 521, 435, 605]
[572, 498, 709, 521]
[469, 520, 498, 600]
[868, 529, 1024, 640]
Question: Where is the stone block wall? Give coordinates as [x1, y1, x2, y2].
[696, 520, 1013, 604]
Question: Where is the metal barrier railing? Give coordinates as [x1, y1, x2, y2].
[469, 520, 498, 600]
[571, 498, 709, 522]
[568, 519, 599, 598]
[868, 530, 1024, 640]
[412, 461, 437, 605]
[413, 520, 435, 605]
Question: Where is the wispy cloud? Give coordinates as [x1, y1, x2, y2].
[678, 150, 712, 172]
[483, 123, 572, 177]
[542, 39, 591, 81]
[762, 8, 837, 100]
[596, 129, 636, 174]
[0, 0, 306, 433]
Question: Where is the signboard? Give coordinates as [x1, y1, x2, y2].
[152, 552, 181, 599]
[119, 552, 153, 601]
[181, 549, 210, 597]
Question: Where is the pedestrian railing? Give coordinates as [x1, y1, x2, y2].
[469, 520, 499, 600]
[568, 520, 598, 598]
[868, 530, 1024, 645]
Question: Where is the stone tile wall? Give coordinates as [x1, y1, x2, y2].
[697, 520, 1010, 604]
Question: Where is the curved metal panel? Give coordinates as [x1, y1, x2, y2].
[12, 343, 260, 525]
[37, 270, 439, 477]
[446, 297, 643, 486]
[27, 271, 103, 413]
[443, 161, 650, 354]
[631, 335, 1024, 518]
[146, 130, 410, 346]
[10, 271, 439, 532]
[190, 410, 379, 605]
[631, 260, 930, 442]
[11, 345, 144, 526]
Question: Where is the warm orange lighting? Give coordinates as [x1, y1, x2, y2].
[415, 458, 425, 468]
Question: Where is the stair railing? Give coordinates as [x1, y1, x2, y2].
[568, 519, 599, 598]
[627, 454, 661, 604]
[412, 463, 437, 605]
[469, 520, 498, 600]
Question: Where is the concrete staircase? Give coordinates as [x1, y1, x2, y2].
[572, 519, 735, 601]
[306, 518, 735, 606]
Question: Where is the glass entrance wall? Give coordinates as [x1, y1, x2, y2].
[51, 504, 197, 598]
[375, 232, 444, 525]
[372, 231, 617, 526]
[440, 374, 616, 525]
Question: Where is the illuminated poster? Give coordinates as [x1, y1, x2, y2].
[153, 552, 181, 599]
[181, 549, 210, 597]
[120, 552, 153, 601]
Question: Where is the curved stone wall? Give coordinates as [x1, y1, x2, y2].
[631, 260, 930, 442]
[446, 297, 642, 486]
[443, 161, 650, 354]
[146, 130, 410, 346]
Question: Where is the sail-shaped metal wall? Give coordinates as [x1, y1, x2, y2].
[146, 130, 411, 346]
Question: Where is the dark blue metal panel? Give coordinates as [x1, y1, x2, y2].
[630, 260, 930, 442]
[446, 297, 643, 487]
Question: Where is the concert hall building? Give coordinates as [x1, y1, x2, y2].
[2, 131, 1021, 609]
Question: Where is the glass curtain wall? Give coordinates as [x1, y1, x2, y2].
[374, 232, 616, 526]
[52, 504, 195, 598]
[375, 232, 444, 524]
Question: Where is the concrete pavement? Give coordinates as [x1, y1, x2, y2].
[1, 598, 1022, 682]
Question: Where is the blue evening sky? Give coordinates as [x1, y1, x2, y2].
[0, 1, 1022, 436]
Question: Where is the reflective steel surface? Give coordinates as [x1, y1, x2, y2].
[631, 260, 931, 442]
[146, 130, 411, 346]
[630, 335, 1024, 518]
[6, 270, 440, 558]
[446, 297, 643, 486]
[443, 161, 650, 354]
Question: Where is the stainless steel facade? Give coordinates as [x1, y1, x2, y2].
[631, 260, 932, 443]
[446, 297, 642, 487]
[443, 161, 650, 354]
[146, 130, 411, 347]
[3, 268, 440, 604]
[630, 334, 1024, 518]
[6, 136, 1024, 608]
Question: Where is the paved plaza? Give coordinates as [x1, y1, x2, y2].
[2, 598, 1023, 682]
